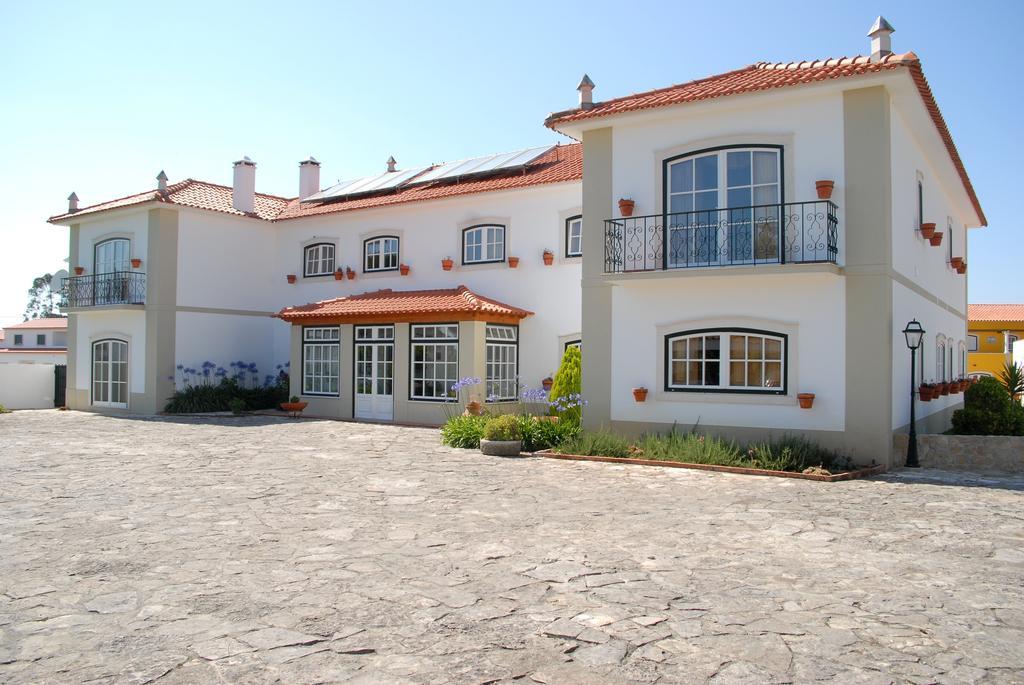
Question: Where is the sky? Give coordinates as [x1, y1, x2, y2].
[0, 0, 1020, 327]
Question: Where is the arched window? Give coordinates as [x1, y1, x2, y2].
[462, 225, 505, 264]
[665, 328, 786, 394]
[303, 243, 336, 277]
[363, 236, 399, 272]
[92, 339, 128, 408]
[935, 336, 946, 381]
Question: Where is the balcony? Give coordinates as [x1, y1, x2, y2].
[604, 200, 838, 273]
[63, 272, 146, 308]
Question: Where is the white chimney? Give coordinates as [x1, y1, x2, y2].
[232, 156, 256, 213]
[67, 192, 79, 213]
[868, 16, 895, 62]
[298, 157, 320, 200]
[386, 156, 397, 173]
[577, 74, 595, 110]
[157, 170, 168, 192]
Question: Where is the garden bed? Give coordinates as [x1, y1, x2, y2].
[533, 450, 886, 482]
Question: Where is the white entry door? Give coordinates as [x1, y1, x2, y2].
[355, 325, 394, 421]
[92, 339, 128, 408]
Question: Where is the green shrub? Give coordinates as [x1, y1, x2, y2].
[1000, 361, 1024, 399]
[229, 397, 246, 415]
[164, 377, 288, 414]
[555, 430, 633, 458]
[0, 404, 10, 414]
[745, 436, 853, 472]
[637, 430, 744, 465]
[549, 346, 582, 423]
[952, 377, 1024, 436]
[482, 414, 522, 441]
[517, 415, 581, 452]
[441, 414, 489, 448]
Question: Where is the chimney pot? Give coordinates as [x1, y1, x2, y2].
[868, 16, 895, 62]
[157, 170, 168, 192]
[67, 192, 79, 213]
[232, 156, 256, 213]
[577, 74, 595, 110]
[298, 157, 321, 200]
[386, 156, 397, 173]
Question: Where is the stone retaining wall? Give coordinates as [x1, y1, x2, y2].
[893, 433, 1024, 472]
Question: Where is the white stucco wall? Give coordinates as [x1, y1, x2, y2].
[72, 310, 146, 396]
[0, 364, 58, 409]
[173, 311, 282, 388]
[75, 211, 149, 274]
[609, 271, 845, 431]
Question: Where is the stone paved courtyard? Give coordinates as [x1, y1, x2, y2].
[1, 410, 1023, 684]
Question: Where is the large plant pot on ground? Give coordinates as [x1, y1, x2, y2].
[480, 439, 523, 457]
[280, 401, 308, 417]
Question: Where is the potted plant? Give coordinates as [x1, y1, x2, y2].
[919, 382, 932, 401]
[815, 180, 834, 200]
[797, 392, 815, 409]
[399, 263, 410, 276]
[939, 381, 950, 396]
[632, 387, 648, 402]
[280, 395, 308, 416]
[542, 250, 554, 266]
[919, 222, 936, 240]
[479, 414, 523, 457]
[508, 256, 520, 268]
[950, 256, 964, 270]
[464, 399, 483, 416]
[346, 267, 356, 280]
[442, 257, 454, 271]
[957, 261, 967, 274]
[929, 231, 944, 247]
[74, 266, 85, 275]
[541, 376, 554, 392]
[334, 268, 344, 280]
[286, 274, 297, 284]
[618, 198, 635, 217]
[131, 258, 142, 269]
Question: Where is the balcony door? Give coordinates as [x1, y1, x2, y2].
[94, 239, 130, 305]
[666, 147, 781, 267]
[92, 339, 128, 408]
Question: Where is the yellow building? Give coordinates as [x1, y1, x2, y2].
[968, 304, 1024, 377]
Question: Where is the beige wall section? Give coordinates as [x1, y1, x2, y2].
[141, 208, 178, 413]
[581, 127, 614, 430]
[843, 86, 896, 466]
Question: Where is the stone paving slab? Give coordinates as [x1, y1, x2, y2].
[1, 410, 1023, 683]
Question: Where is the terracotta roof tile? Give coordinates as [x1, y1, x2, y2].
[546, 53, 985, 226]
[4, 318, 68, 330]
[277, 286, 533, 324]
[968, 304, 1024, 323]
[48, 180, 290, 223]
[274, 144, 581, 220]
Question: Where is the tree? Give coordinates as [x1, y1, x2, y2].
[24, 273, 63, 321]
[549, 345, 583, 423]
[1000, 361, 1024, 403]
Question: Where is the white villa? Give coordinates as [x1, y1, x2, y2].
[48, 19, 983, 466]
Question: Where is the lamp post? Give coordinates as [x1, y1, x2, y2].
[902, 319, 925, 468]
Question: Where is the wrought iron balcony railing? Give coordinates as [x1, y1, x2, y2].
[63, 271, 146, 308]
[604, 200, 838, 273]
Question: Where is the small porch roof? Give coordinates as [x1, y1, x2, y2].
[277, 286, 533, 325]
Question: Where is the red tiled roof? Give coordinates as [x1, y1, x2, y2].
[546, 53, 985, 226]
[5, 318, 68, 330]
[278, 286, 533, 324]
[48, 180, 291, 223]
[968, 304, 1024, 323]
[47, 144, 581, 225]
[274, 144, 581, 220]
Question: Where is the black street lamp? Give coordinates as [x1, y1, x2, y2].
[902, 319, 925, 468]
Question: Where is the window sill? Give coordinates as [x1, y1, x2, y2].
[653, 389, 795, 406]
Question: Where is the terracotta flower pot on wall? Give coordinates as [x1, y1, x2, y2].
[618, 199, 635, 217]
[346, 268, 356, 280]
[131, 258, 142, 269]
[442, 258, 454, 271]
[939, 382, 950, 396]
[542, 376, 554, 391]
[399, 264, 410, 276]
[929, 232, 944, 247]
[815, 180, 834, 200]
[919, 384, 932, 401]
[797, 393, 815, 409]
[508, 256, 520, 268]
[74, 266, 85, 275]
[632, 387, 648, 402]
[286, 274, 296, 284]
[542, 250, 554, 266]
[950, 257, 964, 270]
[919, 223, 936, 240]
[334, 269, 344, 280]
[958, 262, 967, 274]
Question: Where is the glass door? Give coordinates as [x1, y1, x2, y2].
[92, 339, 128, 408]
[666, 148, 781, 266]
[354, 326, 394, 421]
[94, 239, 130, 305]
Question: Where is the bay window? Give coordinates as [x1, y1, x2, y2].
[410, 324, 459, 400]
[302, 327, 340, 395]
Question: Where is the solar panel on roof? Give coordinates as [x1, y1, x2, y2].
[302, 166, 430, 202]
[411, 144, 554, 185]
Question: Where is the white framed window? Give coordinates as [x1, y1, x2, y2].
[564, 339, 582, 352]
[665, 328, 786, 393]
[565, 215, 582, 257]
[410, 324, 459, 400]
[302, 326, 340, 395]
[92, 339, 128, 408]
[363, 236, 399, 272]
[936, 337, 947, 381]
[486, 325, 518, 401]
[968, 334, 978, 352]
[304, 243, 336, 277]
[462, 224, 505, 264]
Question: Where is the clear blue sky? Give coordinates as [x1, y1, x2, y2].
[1, 0, 1020, 326]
